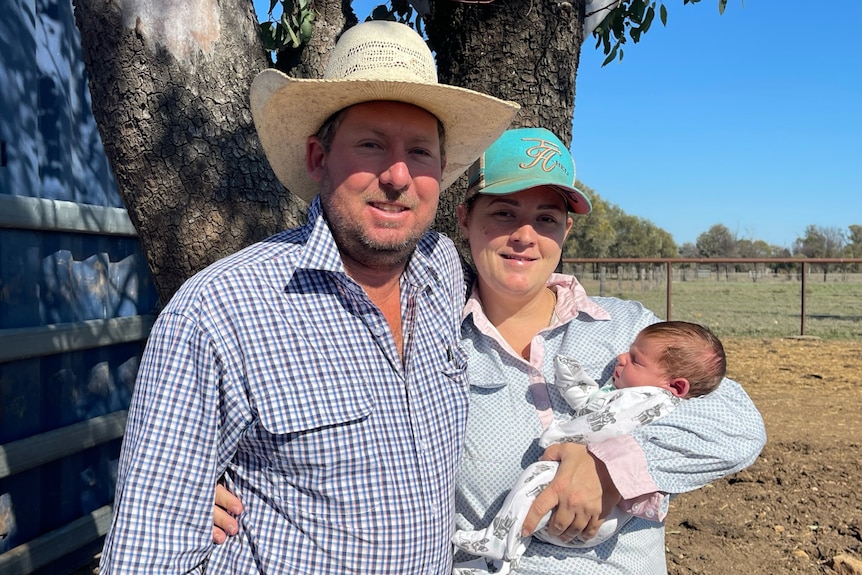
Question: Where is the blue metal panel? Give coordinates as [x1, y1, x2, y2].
[0, 439, 122, 555]
[0, 359, 43, 444]
[0, 0, 161, 569]
[0, 342, 142, 445]
[0, 229, 157, 329]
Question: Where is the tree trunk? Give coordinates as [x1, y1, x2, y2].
[425, 0, 585, 243]
[274, 0, 358, 75]
[74, 0, 583, 301]
[72, 0, 344, 304]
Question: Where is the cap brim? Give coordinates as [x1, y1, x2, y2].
[551, 185, 592, 215]
[251, 70, 520, 202]
[470, 176, 592, 215]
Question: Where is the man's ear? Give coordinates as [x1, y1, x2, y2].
[668, 377, 691, 398]
[306, 136, 326, 182]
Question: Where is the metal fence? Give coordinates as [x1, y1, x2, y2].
[562, 258, 862, 336]
[0, 195, 157, 574]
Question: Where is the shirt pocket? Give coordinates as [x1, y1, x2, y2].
[250, 375, 384, 519]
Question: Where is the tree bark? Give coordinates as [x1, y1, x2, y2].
[426, 0, 585, 243]
[74, 0, 584, 301]
[73, 0, 322, 303]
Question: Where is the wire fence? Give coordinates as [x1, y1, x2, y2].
[561, 258, 862, 338]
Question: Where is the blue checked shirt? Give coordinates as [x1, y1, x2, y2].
[100, 198, 470, 574]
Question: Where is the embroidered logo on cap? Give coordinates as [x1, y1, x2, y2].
[520, 138, 572, 179]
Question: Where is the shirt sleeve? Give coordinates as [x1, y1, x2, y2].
[590, 377, 766, 498]
[99, 311, 248, 573]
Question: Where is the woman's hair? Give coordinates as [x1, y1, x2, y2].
[638, 321, 727, 397]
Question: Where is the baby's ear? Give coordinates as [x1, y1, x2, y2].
[668, 377, 690, 398]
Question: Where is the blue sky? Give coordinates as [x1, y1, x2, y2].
[255, 0, 861, 249]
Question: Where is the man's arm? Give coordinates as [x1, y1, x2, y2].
[101, 312, 242, 572]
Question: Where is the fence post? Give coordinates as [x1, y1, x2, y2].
[801, 261, 807, 336]
[666, 262, 673, 320]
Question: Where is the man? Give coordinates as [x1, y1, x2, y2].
[99, 21, 518, 573]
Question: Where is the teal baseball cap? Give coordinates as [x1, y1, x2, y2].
[465, 127, 592, 214]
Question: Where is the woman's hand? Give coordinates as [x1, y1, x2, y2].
[522, 443, 621, 541]
[212, 483, 244, 544]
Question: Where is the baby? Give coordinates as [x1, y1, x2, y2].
[452, 321, 726, 574]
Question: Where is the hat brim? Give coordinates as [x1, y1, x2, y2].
[251, 69, 520, 202]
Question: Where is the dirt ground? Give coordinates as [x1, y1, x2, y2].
[73, 337, 861, 574]
[666, 337, 862, 575]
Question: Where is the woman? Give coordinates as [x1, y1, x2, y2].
[452, 127, 763, 573]
[213, 128, 765, 573]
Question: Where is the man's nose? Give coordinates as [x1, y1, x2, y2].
[379, 152, 411, 192]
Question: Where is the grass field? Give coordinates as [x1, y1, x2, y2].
[572, 274, 862, 340]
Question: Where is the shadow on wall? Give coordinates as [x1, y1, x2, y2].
[1, 0, 119, 206]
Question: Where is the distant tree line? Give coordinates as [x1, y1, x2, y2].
[563, 182, 862, 274]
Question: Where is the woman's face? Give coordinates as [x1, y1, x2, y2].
[458, 186, 573, 303]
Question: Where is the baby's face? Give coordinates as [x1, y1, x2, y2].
[613, 335, 669, 390]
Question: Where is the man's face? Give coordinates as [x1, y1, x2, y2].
[307, 101, 444, 272]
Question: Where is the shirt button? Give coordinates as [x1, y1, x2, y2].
[536, 401, 549, 410]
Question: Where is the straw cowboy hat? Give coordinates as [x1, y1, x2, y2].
[250, 20, 520, 202]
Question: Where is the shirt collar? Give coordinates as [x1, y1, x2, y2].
[462, 272, 611, 324]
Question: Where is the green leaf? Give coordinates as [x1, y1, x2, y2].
[371, 5, 391, 20]
[632, 0, 646, 22]
[718, 0, 727, 14]
[641, 5, 655, 34]
[269, 0, 278, 14]
[392, 0, 411, 13]
[611, 12, 625, 39]
[274, 22, 286, 46]
[286, 23, 299, 47]
[602, 43, 619, 66]
[660, 4, 668, 25]
[259, 22, 276, 49]
[300, 18, 314, 42]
